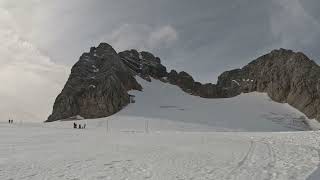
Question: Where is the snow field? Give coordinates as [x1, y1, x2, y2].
[0, 122, 320, 180]
[1, 78, 320, 179]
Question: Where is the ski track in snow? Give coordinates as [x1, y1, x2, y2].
[1, 122, 320, 180]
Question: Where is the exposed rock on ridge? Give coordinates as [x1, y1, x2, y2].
[46, 43, 142, 122]
[217, 49, 320, 121]
[47, 43, 320, 123]
[118, 48, 320, 121]
[119, 49, 167, 80]
[118, 50, 238, 98]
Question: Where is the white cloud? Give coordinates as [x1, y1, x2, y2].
[0, 7, 68, 122]
[101, 24, 178, 51]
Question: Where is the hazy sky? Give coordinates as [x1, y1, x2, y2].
[1, 0, 320, 121]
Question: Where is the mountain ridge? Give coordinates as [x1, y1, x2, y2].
[46, 43, 320, 123]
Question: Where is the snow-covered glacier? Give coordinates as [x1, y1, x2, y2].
[1, 78, 320, 180]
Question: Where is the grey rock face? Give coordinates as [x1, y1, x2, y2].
[167, 70, 179, 84]
[175, 71, 194, 93]
[46, 43, 141, 122]
[166, 70, 238, 98]
[217, 48, 320, 120]
[119, 49, 167, 80]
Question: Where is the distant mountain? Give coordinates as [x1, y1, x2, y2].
[46, 43, 320, 123]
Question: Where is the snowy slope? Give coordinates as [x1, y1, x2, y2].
[99, 77, 312, 132]
[2, 77, 320, 180]
[1, 122, 320, 180]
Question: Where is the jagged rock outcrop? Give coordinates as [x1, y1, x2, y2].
[217, 48, 320, 121]
[119, 49, 167, 81]
[46, 43, 142, 122]
[169, 71, 194, 93]
[47, 43, 320, 123]
[166, 70, 238, 98]
[119, 51, 239, 98]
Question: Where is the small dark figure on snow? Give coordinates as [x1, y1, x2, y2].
[83, 124, 86, 129]
[73, 122, 77, 129]
[78, 124, 82, 129]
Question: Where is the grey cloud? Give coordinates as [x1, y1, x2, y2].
[99, 24, 178, 52]
[1, 0, 320, 121]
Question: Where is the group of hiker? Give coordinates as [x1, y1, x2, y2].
[8, 119, 13, 124]
[73, 122, 86, 129]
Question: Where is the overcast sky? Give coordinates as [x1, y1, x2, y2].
[0, 0, 320, 121]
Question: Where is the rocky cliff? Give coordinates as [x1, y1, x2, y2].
[217, 49, 320, 121]
[47, 44, 320, 123]
[46, 43, 142, 122]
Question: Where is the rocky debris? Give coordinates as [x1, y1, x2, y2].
[46, 43, 142, 122]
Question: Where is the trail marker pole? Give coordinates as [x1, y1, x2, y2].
[145, 119, 149, 133]
[106, 119, 109, 134]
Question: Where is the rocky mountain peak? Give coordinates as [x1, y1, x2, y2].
[217, 48, 320, 120]
[46, 43, 141, 122]
[47, 45, 320, 123]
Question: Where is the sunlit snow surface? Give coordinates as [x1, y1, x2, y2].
[1, 78, 320, 179]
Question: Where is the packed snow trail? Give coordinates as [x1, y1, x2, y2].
[0, 122, 320, 180]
